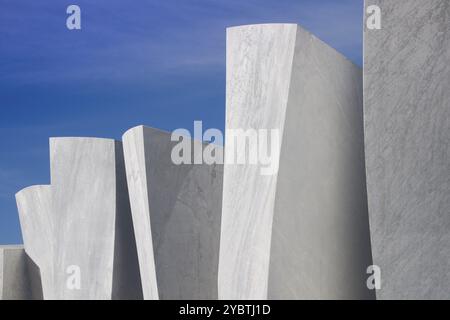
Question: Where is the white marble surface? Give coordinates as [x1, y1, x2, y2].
[122, 128, 159, 300]
[123, 126, 223, 300]
[219, 24, 297, 300]
[16, 185, 54, 299]
[50, 137, 142, 299]
[268, 25, 373, 300]
[364, 0, 450, 299]
[219, 23, 374, 299]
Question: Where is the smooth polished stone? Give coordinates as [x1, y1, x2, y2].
[0, 245, 42, 300]
[364, 0, 450, 299]
[219, 24, 374, 299]
[123, 126, 223, 299]
[50, 137, 142, 300]
[16, 185, 54, 299]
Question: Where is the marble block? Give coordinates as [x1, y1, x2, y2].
[123, 126, 223, 299]
[219, 24, 374, 299]
[16, 185, 54, 299]
[0, 245, 42, 300]
[364, 0, 450, 299]
[50, 137, 142, 299]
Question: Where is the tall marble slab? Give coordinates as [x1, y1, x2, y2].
[0, 245, 42, 300]
[123, 126, 223, 299]
[50, 137, 142, 299]
[219, 24, 374, 299]
[364, 0, 450, 299]
[16, 185, 54, 299]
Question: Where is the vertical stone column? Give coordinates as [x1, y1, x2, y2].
[16, 185, 54, 299]
[123, 126, 223, 299]
[50, 137, 142, 299]
[364, 0, 450, 299]
[219, 24, 374, 299]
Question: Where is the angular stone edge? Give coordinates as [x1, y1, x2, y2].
[220, 23, 374, 299]
[123, 127, 159, 300]
[49, 137, 142, 299]
[123, 125, 223, 299]
[219, 23, 297, 300]
[268, 24, 374, 299]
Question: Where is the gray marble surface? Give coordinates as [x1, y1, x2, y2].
[16, 185, 54, 299]
[123, 126, 223, 299]
[0, 245, 42, 300]
[364, 0, 450, 299]
[50, 137, 142, 299]
[219, 24, 374, 299]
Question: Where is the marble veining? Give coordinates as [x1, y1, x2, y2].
[123, 126, 223, 300]
[364, 0, 450, 299]
[268, 25, 374, 300]
[50, 137, 141, 299]
[219, 23, 374, 300]
[219, 24, 297, 300]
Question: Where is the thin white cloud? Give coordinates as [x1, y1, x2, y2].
[0, 0, 363, 85]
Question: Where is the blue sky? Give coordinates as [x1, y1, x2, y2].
[0, 0, 364, 244]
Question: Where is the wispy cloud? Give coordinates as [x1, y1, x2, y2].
[0, 0, 363, 85]
[0, 0, 364, 244]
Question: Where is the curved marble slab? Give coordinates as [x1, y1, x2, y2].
[16, 185, 53, 299]
[123, 126, 223, 299]
[0, 245, 42, 300]
[219, 24, 374, 299]
[364, 0, 450, 299]
[50, 137, 142, 299]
